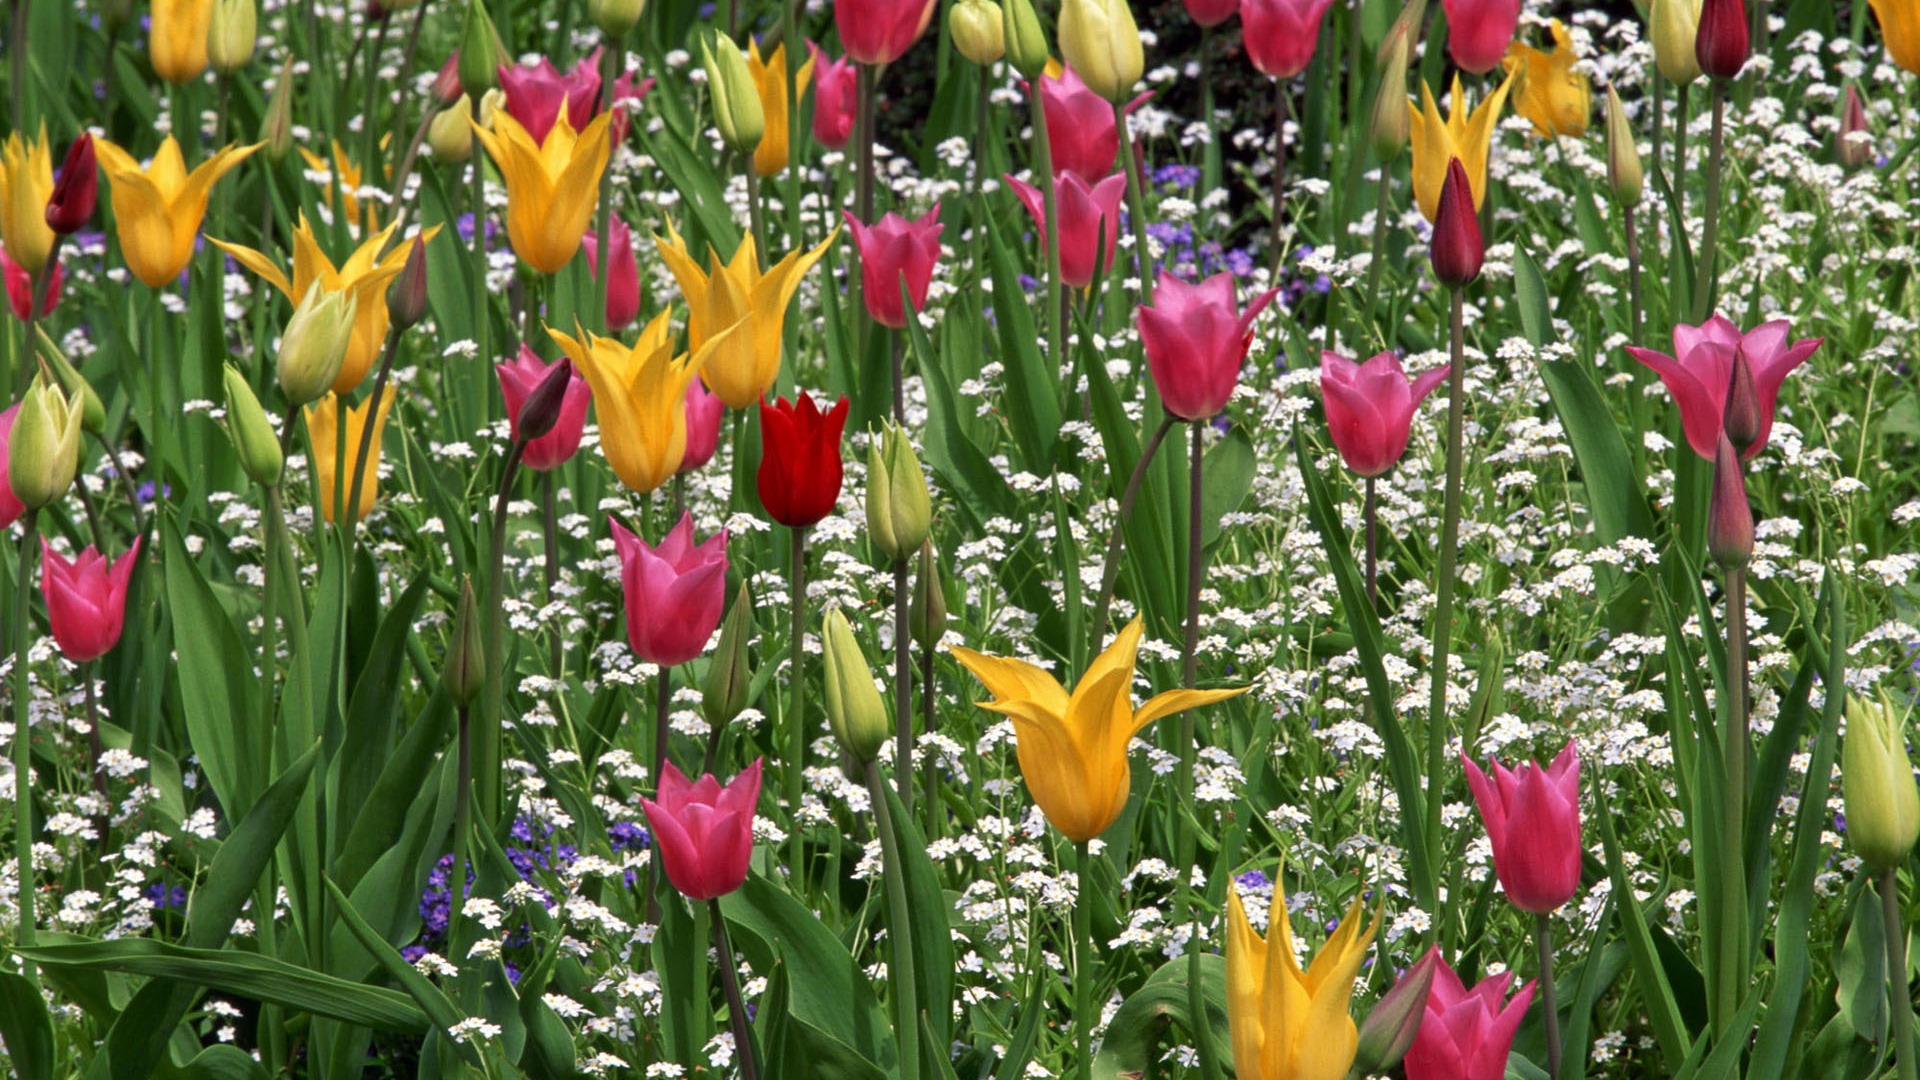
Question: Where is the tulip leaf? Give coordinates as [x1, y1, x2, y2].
[882, 782, 957, 1063]
[322, 875, 484, 1067]
[1200, 425, 1256, 554]
[161, 518, 259, 818]
[332, 689, 454, 894]
[1090, 953, 1229, 1080]
[912, 304, 1018, 531]
[983, 211, 1063, 471]
[335, 569, 433, 846]
[1837, 880, 1889, 1047]
[1596, 799, 1693, 1067]
[176, 1045, 273, 1080]
[0, 972, 54, 1080]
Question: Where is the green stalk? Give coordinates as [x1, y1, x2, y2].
[1885, 870, 1917, 1080]
[1072, 840, 1095, 1080]
[450, 704, 472, 974]
[1175, 419, 1219, 1080]
[852, 63, 877, 355]
[747, 166, 769, 271]
[479, 440, 527, 827]
[893, 557, 913, 813]
[1199, 26, 1219, 192]
[711, 898, 762, 1080]
[1113, 98, 1155, 305]
[1537, 912, 1561, 1080]
[359, 13, 392, 223]
[1363, 476, 1377, 611]
[1423, 288, 1467, 892]
[1269, 82, 1287, 274]
[594, 36, 620, 335]
[543, 472, 560, 677]
[1625, 203, 1643, 345]
[1363, 168, 1393, 328]
[468, 92, 491, 441]
[1691, 81, 1728, 321]
[865, 759, 920, 1080]
[1090, 416, 1176, 647]
[1029, 89, 1067, 401]
[1715, 564, 1749, 1035]
[11, 509, 40, 993]
[919, 640, 939, 839]
[785, 526, 809, 884]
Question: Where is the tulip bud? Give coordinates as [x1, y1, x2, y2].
[1429, 158, 1483, 287]
[590, 0, 645, 39]
[1354, 946, 1439, 1077]
[867, 423, 932, 561]
[909, 539, 948, 648]
[458, 0, 504, 99]
[1723, 347, 1761, 454]
[516, 359, 574, 444]
[276, 284, 358, 407]
[1604, 86, 1643, 207]
[1837, 85, 1871, 169]
[388, 237, 430, 331]
[8, 376, 83, 511]
[1002, 0, 1050, 79]
[102, 0, 135, 32]
[1650, 0, 1703, 85]
[443, 577, 486, 707]
[1694, 0, 1747, 81]
[432, 54, 465, 107]
[951, 0, 1007, 66]
[208, 0, 258, 74]
[1376, 0, 1427, 66]
[702, 32, 765, 155]
[223, 365, 284, 487]
[45, 134, 97, 235]
[1059, 0, 1145, 104]
[702, 583, 755, 729]
[428, 95, 475, 163]
[1706, 432, 1752, 570]
[1367, 31, 1411, 161]
[260, 57, 297, 163]
[1844, 691, 1920, 871]
[33, 326, 104, 436]
[822, 605, 889, 762]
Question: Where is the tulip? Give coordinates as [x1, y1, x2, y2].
[387, 237, 431, 333]
[951, 617, 1246, 841]
[259, 60, 297, 163]
[1501, 20, 1590, 138]
[275, 284, 358, 407]
[1623, 314, 1822, 462]
[836, 0, 935, 65]
[1440, 0, 1520, 75]
[844, 205, 944, 329]
[497, 51, 604, 147]
[748, 41, 818, 178]
[151, 0, 216, 83]
[702, 584, 755, 729]
[548, 312, 720, 494]
[1723, 346, 1761, 453]
[0, 405, 24, 528]
[703, 32, 766, 156]
[1033, 66, 1148, 182]
[1694, 0, 1748, 80]
[1872, 0, 1920, 75]
[458, 0, 505, 98]
[2, 248, 60, 319]
[950, 0, 1007, 66]
[443, 578, 486, 707]
[1462, 740, 1582, 914]
[45, 134, 97, 236]
[1407, 74, 1513, 221]
[910, 539, 948, 647]
[40, 539, 140, 662]
[823, 605, 890, 762]
[1241, 0, 1339, 81]
[1604, 85, 1643, 205]
[95, 137, 259, 288]
[1184, 0, 1239, 29]
[581, 215, 641, 330]
[867, 422, 932, 559]
[642, 760, 763, 901]
[1224, 870, 1380, 1080]
[1650, 0, 1704, 85]
[1838, 85, 1872, 168]
[1138, 270, 1279, 422]
[223, 365, 283, 487]
[1319, 351, 1448, 477]
[496, 347, 592, 471]
[1005, 170, 1127, 289]
[1368, 30, 1412, 160]
[1844, 691, 1920, 872]
[8, 378, 83, 511]
[33, 335, 101, 437]
[1706, 431, 1752, 570]
[679, 378, 727, 474]
[305, 387, 395, 524]
[1002, 0, 1051, 77]
[611, 511, 730, 668]
[654, 221, 839, 408]
[1059, 0, 1145, 103]
[297, 140, 384, 234]
[429, 97, 475, 163]
[809, 43, 860, 150]
[605, 71, 654, 147]
[0, 127, 55, 276]
[208, 0, 257, 74]
[758, 393, 852, 528]
[470, 109, 613, 274]
[1429, 158, 1483, 287]
[1402, 954, 1537, 1080]
[1353, 949, 1440, 1077]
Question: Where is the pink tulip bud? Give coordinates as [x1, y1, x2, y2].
[1708, 432, 1753, 569]
[1695, 0, 1749, 80]
[1137, 271, 1278, 422]
[1722, 346, 1761, 453]
[679, 378, 727, 475]
[1182, 0, 1238, 28]
[1004, 170, 1128, 289]
[1461, 740, 1582, 914]
[612, 512, 730, 668]
[581, 217, 641, 331]
[497, 50, 604, 145]
[433, 54, 465, 106]
[0, 404, 25, 528]
[1441, 0, 1521, 75]
[640, 758, 762, 900]
[1319, 351, 1449, 477]
[1404, 954, 1536, 1080]
[843, 204, 944, 329]
[1837, 85, 1871, 168]
[495, 347, 591, 471]
[387, 236, 430, 331]
[1624, 313, 1822, 462]
[1242, 0, 1338, 80]
[809, 43, 859, 150]
[40, 537, 141, 662]
[2, 248, 61, 319]
[45, 134, 97, 236]
[1429, 158, 1483, 287]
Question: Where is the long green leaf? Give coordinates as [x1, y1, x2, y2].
[883, 782, 956, 1060]
[982, 212, 1062, 470]
[1091, 953, 1229, 1080]
[161, 519, 258, 817]
[0, 972, 54, 1080]
[322, 875, 483, 1067]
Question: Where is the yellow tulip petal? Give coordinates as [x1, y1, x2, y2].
[209, 239, 296, 298]
[948, 648, 1072, 718]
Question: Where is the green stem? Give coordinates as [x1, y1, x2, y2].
[1364, 476, 1377, 611]
[1270, 81, 1287, 274]
[711, 898, 762, 1080]
[1537, 912, 1561, 1080]
[479, 440, 526, 828]
[1423, 288, 1467, 901]
[1090, 416, 1176, 647]
[1182, 420, 1203, 685]
[747, 166, 768, 271]
[1886, 869, 1917, 1080]
[1364, 167, 1393, 330]
[360, 13, 391, 225]
[1692, 81, 1727, 322]
[10, 0, 28, 127]
[1199, 26, 1220, 192]
[1625, 203, 1643, 346]
[785, 526, 809, 884]
[1072, 839, 1095, 1080]
[1716, 564, 1749, 1035]
[468, 93, 490, 442]
[595, 38, 620, 335]
[851, 63, 877, 358]
[893, 557, 913, 813]
[344, 326, 403, 537]
[542, 471, 560, 677]
[1029, 88, 1066, 402]
[1176, 419, 1217, 1080]
[12, 509, 40, 992]
[1114, 98, 1155, 304]
[865, 759, 920, 1080]
[919, 640, 938, 839]
[450, 704, 472, 972]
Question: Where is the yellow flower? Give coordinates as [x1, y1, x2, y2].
[1501, 21, 1591, 139]
[548, 311, 737, 494]
[151, 0, 215, 84]
[298, 139, 389, 233]
[471, 108, 612, 275]
[653, 221, 838, 409]
[1872, 0, 1920, 75]
[1407, 72, 1515, 222]
[306, 385, 395, 524]
[212, 216, 441, 396]
[748, 41, 817, 179]
[1225, 870, 1381, 1080]
[0, 126, 55, 275]
[950, 618, 1246, 842]
[95, 136, 261, 288]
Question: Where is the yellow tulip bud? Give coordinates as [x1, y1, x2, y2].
[8, 375, 84, 511]
[208, 0, 257, 75]
[429, 96, 475, 164]
[33, 326, 105, 437]
[1844, 691, 1920, 872]
[951, 0, 1007, 67]
[1604, 85, 1643, 206]
[590, 0, 645, 39]
[822, 606, 889, 763]
[1058, 0, 1144, 104]
[1002, 0, 1050, 79]
[1650, 0, 1703, 85]
[276, 284, 358, 407]
[703, 583, 755, 730]
[1368, 30, 1411, 161]
[702, 32, 765, 155]
[867, 423, 932, 561]
[223, 364, 284, 487]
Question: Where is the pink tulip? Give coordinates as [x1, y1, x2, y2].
[1623, 314, 1821, 463]
[581, 216, 641, 331]
[496, 347, 591, 471]
[1441, 0, 1522, 75]
[1137, 271, 1279, 422]
[497, 50, 604, 145]
[809, 43, 859, 150]
[0, 404, 25, 528]
[834, 0, 934, 65]
[1183, 0, 1240, 28]
[679, 378, 726, 475]
[606, 70, 654, 146]
[1403, 951, 1537, 1080]
[1033, 67, 1151, 182]
[1319, 351, 1450, 477]
[1241, 0, 1338, 80]
[41, 538, 141, 663]
[2, 247, 60, 320]
[1004, 170, 1128, 289]
[640, 758, 762, 900]
[843, 204, 944, 329]
[612, 512, 729, 667]
[1461, 740, 1581, 914]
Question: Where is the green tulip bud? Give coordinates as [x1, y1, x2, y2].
[223, 365, 284, 487]
[909, 539, 948, 648]
[1058, 0, 1143, 104]
[1001, 0, 1050, 79]
[950, 0, 1007, 67]
[458, 0, 505, 100]
[822, 605, 888, 762]
[276, 284, 357, 407]
[8, 375, 84, 511]
[1844, 691, 1920, 872]
[1367, 29, 1411, 161]
[702, 583, 755, 730]
[1604, 85, 1643, 207]
[443, 577, 486, 707]
[208, 0, 258, 75]
[867, 422, 931, 561]
[33, 327, 104, 436]
[590, 0, 645, 40]
[702, 31, 765, 156]
[260, 56, 297, 163]
[1353, 947, 1438, 1076]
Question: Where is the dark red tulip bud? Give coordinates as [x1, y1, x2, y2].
[367, 0, 389, 21]
[1430, 158, 1483, 288]
[1708, 432, 1753, 570]
[387, 237, 430, 331]
[1837, 86, 1871, 169]
[45, 134, 97, 235]
[518, 359, 574, 443]
[433, 54, 465, 106]
[1695, 0, 1749, 81]
[1723, 346, 1761, 454]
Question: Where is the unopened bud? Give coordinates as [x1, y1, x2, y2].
[517, 359, 574, 443]
[590, 0, 645, 39]
[1694, 0, 1748, 81]
[442, 577, 486, 707]
[909, 539, 948, 648]
[1838, 85, 1871, 169]
[1722, 347, 1761, 454]
[45, 134, 97, 235]
[1002, 0, 1049, 79]
[1604, 85, 1642, 206]
[208, 0, 258, 74]
[1367, 31, 1411, 161]
[261, 57, 297, 163]
[1844, 691, 1920, 872]
[8, 375, 83, 511]
[33, 326, 104, 436]
[432, 55, 465, 107]
[1650, 0, 1703, 85]
[276, 284, 358, 407]
[388, 237, 430, 331]
[1706, 432, 1752, 570]
[702, 583, 755, 729]
[702, 31, 765, 155]
[822, 606, 889, 762]
[950, 0, 1007, 67]
[1429, 158, 1483, 287]
[223, 365, 284, 487]
[429, 96, 475, 163]
[1376, 0, 1427, 67]
[1059, 0, 1144, 104]
[867, 422, 931, 561]
[458, 0, 504, 99]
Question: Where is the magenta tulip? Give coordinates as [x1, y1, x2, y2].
[497, 347, 591, 471]
[1695, 0, 1749, 80]
[1623, 314, 1821, 463]
[1183, 0, 1240, 28]
[809, 43, 858, 150]
[1440, 0, 1522, 75]
[605, 70, 654, 147]
[2, 248, 60, 320]
[843, 204, 944, 329]
[612, 512, 729, 667]
[1319, 351, 1450, 477]
[1461, 740, 1581, 914]
[1241, 0, 1338, 80]
[1430, 158, 1483, 287]
[581, 216, 641, 331]
[0, 404, 25, 528]
[497, 51, 604, 146]
[1137, 271, 1279, 422]
[40, 538, 141, 663]
[640, 758, 762, 900]
[679, 378, 727, 475]
[1034, 67, 1150, 182]
[1005, 170, 1128, 289]
[834, 0, 933, 65]
[1403, 951, 1537, 1080]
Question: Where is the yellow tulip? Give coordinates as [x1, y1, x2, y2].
[548, 311, 735, 495]
[95, 136, 260, 288]
[748, 40, 817, 179]
[1225, 871, 1381, 1080]
[298, 139, 389, 234]
[1058, 0, 1144, 104]
[150, 0, 215, 84]
[653, 221, 838, 409]
[471, 108, 612, 275]
[306, 385, 395, 524]
[212, 216, 441, 396]
[1407, 72, 1514, 222]
[950, 618, 1246, 842]
[1872, 0, 1920, 75]
[1501, 21, 1591, 139]
[0, 126, 55, 275]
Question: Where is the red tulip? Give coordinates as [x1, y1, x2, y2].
[1137, 270, 1279, 422]
[1623, 314, 1821, 462]
[1241, 0, 1338, 80]
[497, 50, 604, 145]
[1403, 951, 1536, 1080]
[844, 204, 944, 329]
[679, 378, 727, 475]
[1429, 158, 1483, 286]
[496, 346, 591, 471]
[758, 393, 851, 528]
[612, 511, 730, 667]
[0, 404, 24, 528]
[834, 0, 934, 65]
[1319, 350, 1449, 477]
[640, 758, 762, 900]
[1033, 66, 1151, 182]
[2, 247, 60, 319]
[1837, 85, 1871, 168]
[1440, 0, 1521, 75]
[809, 43, 859, 150]
[581, 216, 641, 330]
[46, 134, 97, 235]
[41, 537, 141, 662]
[1183, 0, 1240, 28]
[1695, 0, 1749, 80]
[1004, 170, 1128, 289]
[1461, 740, 1581, 914]
[606, 70, 654, 146]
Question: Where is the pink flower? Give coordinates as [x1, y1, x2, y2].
[679, 378, 727, 475]
[612, 512, 729, 667]
[40, 538, 141, 662]
[809, 43, 859, 150]
[0, 404, 25, 528]
[1004, 170, 1128, 289]
[640, 759, 762, 900]
[581, 216, 641, 331]
[1403, 952, 1537, 1080]
[1137, 271, 1278, 422]
[607, 70, 654, 146]
[843, 204, 944, 329]
[1241, 0, 1338, 80]
[1623, 314, 1821, 462]
[2, 247, 60, 320]
[1430, 158, 1483, 286]
[1461, 740, 1581, 914]
[1441, 0, 1522, 75]
[1033, 67, 1151, 182]
[496, 347, 591, 471]
[497, 50, 604, 145]
[834, 0, 934, 65]
[1318, 351, 1449, 477]
[1183, 0, 1240, 28]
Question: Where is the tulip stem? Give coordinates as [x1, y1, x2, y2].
[449, 703, 471, 979]
[785, 525, 809, 886]
[865, 758, 921, 1080]
[919, 639, 939, 839]
[543, 471, 561, 677]
[893, 557, 913, 813]
[468, 92, 490, 443]
[1029, 86, 1067, 404]
[1624, 203, 1643, 346]
[710, 898, 762, 1080]
[1715, 562, 1749, 1035]
[1091, 416, 1176, 648]
[11, 508, 39, 993]
[1199, 26, 1220, 192]
[1364, 476, 1378, 611]
[1885, 870, 1917, 1080]
[345, 325, 403, 538]
[1536, 912, 1562, 1080]
[1691, 81, 1727, 322]
[360, 13, 392, 229]
[9, 0, 28, 124]
[1182, 421, 1203, 686]
[594, 39, 620, 336]
[746, 167, 769, 274]
[1424, 287, 1467, 899]
[479, 439, 527, 829]
[1270, 80, 1288, 274]
[1673, 82, 1689, 246]
[1114, 98, 1155, 305]
[1072, 839, 1095, 1080]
